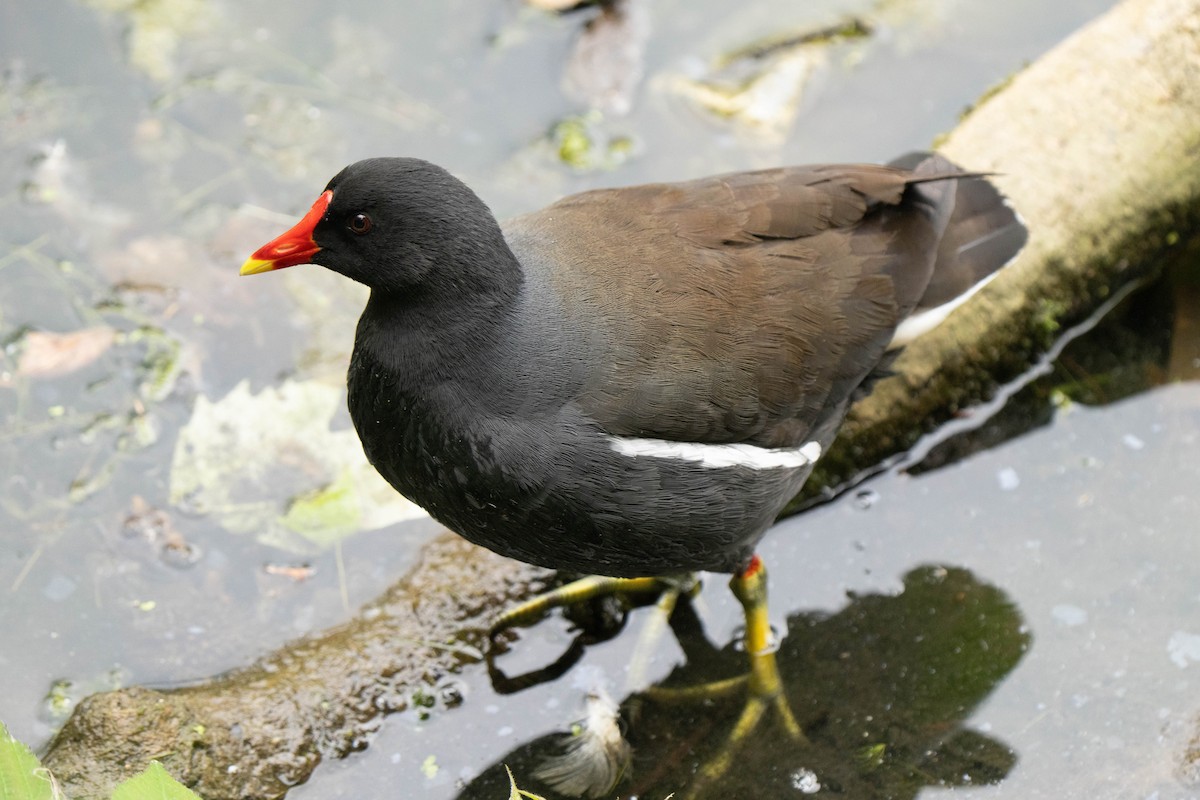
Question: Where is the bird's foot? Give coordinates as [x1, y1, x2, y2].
[642, 557, 808, 798]
[487, 561, 806, 799]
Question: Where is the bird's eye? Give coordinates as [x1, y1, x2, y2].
[348, 213, 372, 234]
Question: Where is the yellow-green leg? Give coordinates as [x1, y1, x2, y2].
[488, 560, 805, 799]
[488, 574, 685, 639]
[643, 556, 807, 798]
[695, 558, 806, 792]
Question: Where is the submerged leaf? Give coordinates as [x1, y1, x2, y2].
[82, 0, 214, 84]
[169, 379, 426, 552]
[14, 327, 116, 379]
[282, 468, 364, 546]
[563, 0, 650, 116]
[670, 43, 829, 136]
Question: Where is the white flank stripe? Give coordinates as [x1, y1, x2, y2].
[609, 436, 821, 470]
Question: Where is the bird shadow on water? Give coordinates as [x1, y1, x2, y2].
[460, 564, 1029, 799]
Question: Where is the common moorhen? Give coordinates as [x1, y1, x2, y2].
[241, 153, 1025, 795]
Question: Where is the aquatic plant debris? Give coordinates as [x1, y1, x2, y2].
[83, 0, 214, 84]
[10, 327, 116, 380]
[668, 17, 872, 136]
[548, 112, 635, 171]
[169, 379, 427, 552]
[667, 0, 968, 136]
[562, 0, 650, 115]
[533, 688, 631, 798]
[505, 764, 550, 800]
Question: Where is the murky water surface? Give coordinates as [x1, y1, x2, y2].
[5, 0, 1197, 798]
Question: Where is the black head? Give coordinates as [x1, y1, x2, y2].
[241, 157, 519, 300]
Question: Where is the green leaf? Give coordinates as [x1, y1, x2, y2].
[0, 722, 54, 800]
[111, 762, 201, 800]
[503, 764, 548, 800]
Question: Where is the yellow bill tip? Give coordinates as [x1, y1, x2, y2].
[239, 258, 278, 276]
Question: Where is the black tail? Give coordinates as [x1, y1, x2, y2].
[888, 152, 1027, 346]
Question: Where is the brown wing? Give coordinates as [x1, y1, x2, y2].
[503, 164, 951, 448]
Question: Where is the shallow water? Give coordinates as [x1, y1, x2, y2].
[6, 0, 1195, 798]
[295, 385, 1200, 800]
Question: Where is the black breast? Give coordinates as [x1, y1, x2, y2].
[347, 344, 810, 577]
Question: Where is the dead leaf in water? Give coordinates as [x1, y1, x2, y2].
[169, 379, 427, 553]
[123, 495, 203, 568]
[563, 0, 650, 116]
[263, 562, 317, 582]
[15, 327, 117, 380]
